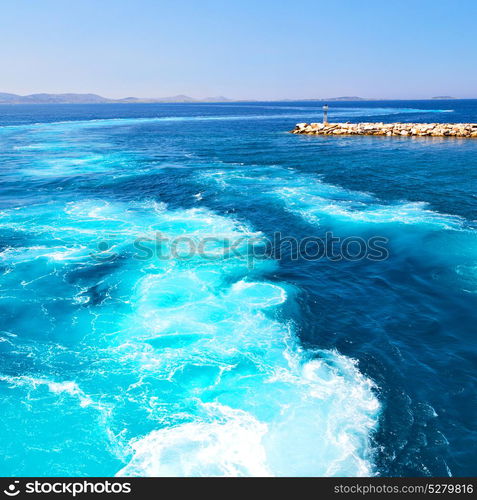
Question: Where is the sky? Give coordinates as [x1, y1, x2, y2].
[1, 0, 476, 100]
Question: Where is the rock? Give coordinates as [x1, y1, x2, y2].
[290, 122, 477, 138]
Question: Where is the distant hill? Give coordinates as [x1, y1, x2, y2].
[281, 96, 368, 102]
[0, 93, 111, 104]
[0, 92, 468, 104]
[0, 92, 233, 104]
[0, 92, 23, 103]
[117, 94, 231, 103]
[324, 96, 367, 101]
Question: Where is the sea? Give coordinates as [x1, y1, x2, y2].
[0, 100, 475, 477]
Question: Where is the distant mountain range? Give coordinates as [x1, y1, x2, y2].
[0, 93, 232, 104]
[0, 92, 462, 104]
[322, 96, 367, 101]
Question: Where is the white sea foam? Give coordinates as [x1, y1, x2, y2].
[276, 190, 464, 229]
[0, 375, 96, 408]
[117, 403, 271, 477]
[116, 346, 379, 477]
[200, 168, 466, 230]
[0, 245, 89, 263]
[0, 198, 381, 477]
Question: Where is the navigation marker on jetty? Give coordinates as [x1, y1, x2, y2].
[323, 104, 329, 124]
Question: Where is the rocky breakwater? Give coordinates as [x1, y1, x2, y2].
[291, 122, 477, 137]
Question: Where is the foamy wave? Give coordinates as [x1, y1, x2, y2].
[0, 198, 380, 476]
[200, 169, 466, 230]
[117, 403, 271, 477]
[276, 190, 464, 229]
[116, 346, 379, 477]
[0, 375, 97, 408]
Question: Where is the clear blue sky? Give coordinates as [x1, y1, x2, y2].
[1, 0, 476, 100]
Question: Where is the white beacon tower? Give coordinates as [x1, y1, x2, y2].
[323, 104, 329, 124]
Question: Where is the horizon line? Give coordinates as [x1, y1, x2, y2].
[1, 91, 474, 104]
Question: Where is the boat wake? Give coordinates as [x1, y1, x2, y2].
[0, 199, 380, 476]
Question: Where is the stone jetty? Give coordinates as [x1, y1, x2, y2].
[291, 122, 477, 138]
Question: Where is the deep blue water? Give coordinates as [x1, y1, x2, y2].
[0, 101, 475, 477]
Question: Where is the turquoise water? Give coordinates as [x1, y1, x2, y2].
[0, 101, 476, 477]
